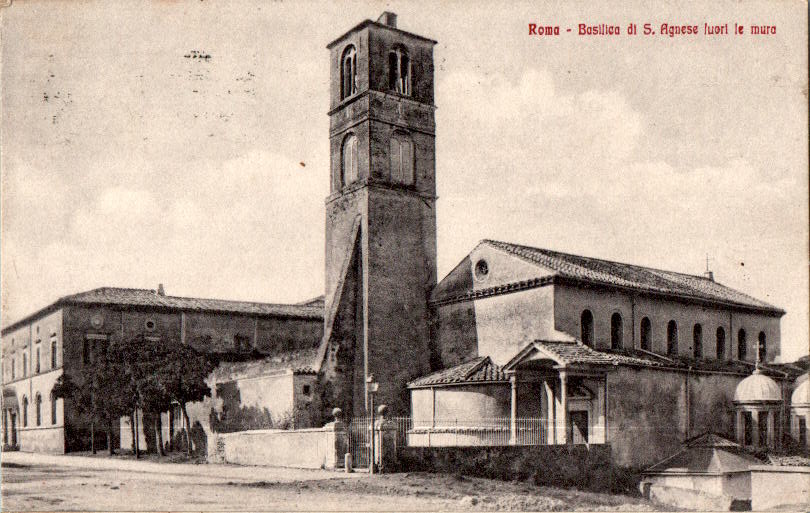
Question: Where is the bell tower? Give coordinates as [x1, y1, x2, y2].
[321, 13, 437, 416]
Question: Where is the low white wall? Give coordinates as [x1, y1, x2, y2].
[217, 427, 339, 469]
[750, 465, 810, 510]
[646, 483, 733, 511]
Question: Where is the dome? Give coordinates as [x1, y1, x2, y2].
[734, 370, 782, 404]
[792, 377, 810, 407]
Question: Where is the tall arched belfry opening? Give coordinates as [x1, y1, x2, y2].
[321, 12, 437, 416]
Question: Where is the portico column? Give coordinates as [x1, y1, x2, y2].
[560, 371, 568, 444]
[509, 373, 517, 445]
[767, 410, 775, 448]
[544, 380, 555, 444]
[752, 410, 760, 447]
[736, 410, 744, 445]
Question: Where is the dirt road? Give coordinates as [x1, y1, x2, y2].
[1, 451, 660, 511]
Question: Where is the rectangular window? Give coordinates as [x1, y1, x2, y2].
[23, 353, 27, 377]
[11, 358, 15, 380]
[51, 338, 58, 369]
[83, 339, 91, 365]
[35, 347, 40, 374]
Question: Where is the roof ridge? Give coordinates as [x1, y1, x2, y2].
[483, 239, 708, 280]
[74, 287, 321, 309]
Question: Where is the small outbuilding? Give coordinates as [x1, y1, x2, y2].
[640, 433, 763, 510]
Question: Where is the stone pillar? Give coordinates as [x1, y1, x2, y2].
[374, 405, 397, 473]
[325, 408, 347, 469]
[766, 409, 775, 448]
[509, 373, 518, 445]
[752, 410, 760, 447]
[559, 371, 568, 444]
[736, 410, 744, 445]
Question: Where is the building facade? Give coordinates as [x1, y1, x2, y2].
[1, 286, 322, 453]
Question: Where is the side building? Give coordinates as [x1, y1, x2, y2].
[1, 286, 323, 453]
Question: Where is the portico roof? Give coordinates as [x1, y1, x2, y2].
[407, 357, 508, 388]
[503, 340, 662, 371]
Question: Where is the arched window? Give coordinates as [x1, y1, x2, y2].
[388, 46, 411, 96]
[51, 339, 57, 369]
[640, 317, 652, 351]
[716, 327, 726, 360]
[758, 332, 766, 363]
[667, 320, 678, 356]
[22, 396, 28, 427]
[51, 391, 58, 425]
[390, 133, 414, 185]
[738, 329, 747, 361]
[340, 45, 357, 100]
[610, 313, 623, 349]
[693, 324, 703, 358]
[341, 134, 358, 186]
[580, 310, 594, 347]
[35, 393, 42, 426]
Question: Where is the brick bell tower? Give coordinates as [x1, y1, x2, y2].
[320, 12, 437, 417]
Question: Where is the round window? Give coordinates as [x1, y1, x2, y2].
[474, 259, 489, 280]
[144, 319, 156, 332]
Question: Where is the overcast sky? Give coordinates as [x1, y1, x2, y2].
[2, 0, 807, 362]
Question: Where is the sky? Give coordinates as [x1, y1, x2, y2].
[1, 0, 807, 362]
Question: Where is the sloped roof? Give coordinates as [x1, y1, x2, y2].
[408, 357, 508, 388]
[2, 287, 324, 335]
[645, 433, 764, 475]
[210, 348, 319, 381]
[481, 240, 783, 314]
[504, 341, 663, 371]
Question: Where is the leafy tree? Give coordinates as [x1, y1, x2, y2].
[161, 343, 216, 456]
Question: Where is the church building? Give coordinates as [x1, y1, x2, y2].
[2, 12, 807, 470]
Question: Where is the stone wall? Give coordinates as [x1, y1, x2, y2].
[607, 366, 763, 468]
[214, 425, 342, 469]
[750, 465, 810, 510]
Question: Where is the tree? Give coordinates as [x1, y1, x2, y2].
[161, 343, 215, 456]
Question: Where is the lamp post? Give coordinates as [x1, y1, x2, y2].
[367, 374, 379, 475]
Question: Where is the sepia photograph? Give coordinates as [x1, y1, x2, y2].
[1, 0, 808, 511]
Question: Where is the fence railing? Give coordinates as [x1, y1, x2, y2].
[408, 417, 547, 446]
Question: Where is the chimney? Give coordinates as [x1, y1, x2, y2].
[703, 271, 714, 281]
[377, 11, 397, 28]
[157, 283, 165, 296]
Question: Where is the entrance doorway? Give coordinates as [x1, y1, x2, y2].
[10, 411, 17, 447]
[569, 410, 588, 444]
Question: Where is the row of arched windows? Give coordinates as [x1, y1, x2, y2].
[340, 132, 415, 188]
[580, 309, 768, 361]
[20, 391, 59, 427]
[340, 44, 413, 101]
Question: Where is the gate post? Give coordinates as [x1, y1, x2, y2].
[324, 408, 346, 469]
[374, 405, 398, 473]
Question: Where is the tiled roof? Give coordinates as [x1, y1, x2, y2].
[533, 341, 663, 367]
[2, 287, 324, 335]
[484, 240, 783, 314]
[408, 357, 508, 387]
[645, 433, 765, 474]
[211, 348, 319, 381]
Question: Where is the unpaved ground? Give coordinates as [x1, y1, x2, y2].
[1, 452, 662, 511]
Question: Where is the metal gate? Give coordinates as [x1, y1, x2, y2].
[347, 415, 372, 468]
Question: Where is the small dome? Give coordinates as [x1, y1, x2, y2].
[792, 377, 810, 407]
[734, 370, 781, 403]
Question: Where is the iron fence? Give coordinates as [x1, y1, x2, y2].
[408, 417, 547, 446]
